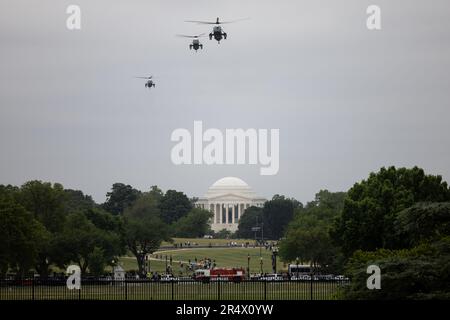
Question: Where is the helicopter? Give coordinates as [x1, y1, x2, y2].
[135, 76, 155, 88]
[185, 17, 248, 43]
[176, 33, 206, 51]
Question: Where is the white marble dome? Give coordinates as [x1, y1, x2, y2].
[196, 177, 266, 232]
[211, 177, 249, 188]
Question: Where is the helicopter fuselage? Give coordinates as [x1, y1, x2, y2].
[145, 80, 155, 88]
[210, 25, 227, 42]
[190, 43, 203, 51]
[189, 38, 203, 51]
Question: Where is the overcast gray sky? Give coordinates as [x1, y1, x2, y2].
[1, 0, 450, 203]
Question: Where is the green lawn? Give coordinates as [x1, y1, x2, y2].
[119, 247, 287, 275]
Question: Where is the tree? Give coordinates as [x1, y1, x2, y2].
[394, 202, 450, 248]
[332, 166, 450, 258]
[159, 190, 193, 224]
[18, 181, 66, 233]
[124, 192, 171, 277]
[214, 229, 233, 239]
[262, 197, 295, 240]
[148, 185, 164, 202]
[272, 194, 303, 209]
[279, 190, 345, 272]
[18, 181, 67, 277]
[172, 208, 213, 238]
[302, 190, 346, 219]
[0, 197, 49, 278]
[236, 206, 263, 239]
[343, 237, 450, 300]
[63, 189, 96, 213]
[102, 183, 141, 215]
[55, 211, 124, 274]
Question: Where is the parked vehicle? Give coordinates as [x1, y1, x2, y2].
[260, 274, 284, 281]
[160, 275, 178, 282]
[291, 274, 312, 281]
[194, 268, 245, 283]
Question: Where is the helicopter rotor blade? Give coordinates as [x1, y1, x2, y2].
[176, 34, 197, 38]
[184, 20, 216, 25]
[219, 17, 250, 24]
[135, 76, 153, 79]
[176, 33, 206, 38]
[185, 18, 249, 25]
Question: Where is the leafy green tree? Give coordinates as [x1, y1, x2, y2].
[262, 196, 295, 240]
[0, 197, 49, 278]
[343, 237, 450, 300]
[85, 207, 124, 235]
[88, 247, 108, 277]
[272, 194, 303, 209]
[236, 206, 263, 239]
[63, 189, 96, 213]
[18, 181, 67, 277]
[333, 166, 450, 258]
[172, 208, 213, 237]
[394, 202, 450, 248]
[148, 185, 164, 202]
[279, 190, 345, 272]
[214, 229, 233, 239]
[102, 183, 141, 215]
[18, 181, 66, 233]
[302, 190, 346, 220]
[159, 190, 193, 224]
[55, 211, 124, 274]
[124, 192, 171, 276]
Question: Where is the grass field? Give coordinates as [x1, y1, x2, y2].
[118, 247, 287, 275]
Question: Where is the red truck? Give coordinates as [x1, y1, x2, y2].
[194, 268, 245, 282]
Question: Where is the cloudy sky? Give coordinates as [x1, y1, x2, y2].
[1, 0, 450, 203]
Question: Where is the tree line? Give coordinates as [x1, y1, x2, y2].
[272, 166, 450, 299]
[2, 165, 450, 299]
[0, 182, 213, 278]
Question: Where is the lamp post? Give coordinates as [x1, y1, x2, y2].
[295, 257, 299, 279]
[272, 247, 278, 274]
[247, 254, 250, 279]
[165, 255, 168, 274]
[145, 255, 148, 275]
[260, 257, 263, 275]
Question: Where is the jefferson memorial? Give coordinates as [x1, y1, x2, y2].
[196, 177, 266, 232]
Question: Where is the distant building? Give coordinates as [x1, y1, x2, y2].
[196, 177, 266, 232]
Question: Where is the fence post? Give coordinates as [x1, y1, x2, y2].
[171, 279, 174, 300]
[32, 278, 35, 301]
[125, 279, 128, 300]
[218, 278, 221, 300]
[310, 275, 313, 300]
[264, 280, 267, 300]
